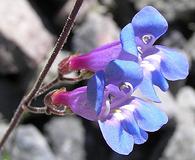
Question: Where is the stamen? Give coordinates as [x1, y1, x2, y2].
[99, 99, 111, 121]
[114, 110, 124, 120]
[142, 34, 153, 44]
[119, 82, 133, 94]
[105, 99, 111, 113]
[137, 46, 143, 54]
[141, 60, 156, 71]
[108, 94, 115, 104]
[138, 53, 142, 63]
[114, 109, 121, 113]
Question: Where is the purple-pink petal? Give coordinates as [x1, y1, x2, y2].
[52, 87, 98, 121]
[69, 41, 122, 72]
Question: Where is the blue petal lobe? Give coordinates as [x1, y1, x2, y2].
[133, 99, 168, 132]
[98, 117, 134, 155]
[105, 60, 143, 88]
[87, 71, 105, 115]
[120, 23, 138, 57]
[121, 110, 148, 144]
[132, 6, 168, 40]
[155, 45, 189, 80]
[152, 69, 169, 91]
[139, 71, 161, 102]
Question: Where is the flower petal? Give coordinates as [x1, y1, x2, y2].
[98, 116, 134, 155]
[138, 71, 161, 102]
[132, 6, 168, 41]
[105, 59, 143, 88]
[155, 45, 189, 80]
[120, 23, 138, 57]
[69, 41, 122, 72]
[133, 99, 168, 132]
[151, 69, 169, 91]
[141, 51, 169, 91]
[52, 87, 98, 121]
[121, 109, 148, 144]
[87, 71, 105, 115]
[106, 84, 126, 97]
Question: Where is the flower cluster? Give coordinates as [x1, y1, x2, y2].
[50, 6, 189, 155]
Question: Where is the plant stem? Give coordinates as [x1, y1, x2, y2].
[0, 101, 25, 151]
[0, 0, 83, 151]
[26, 105, 47, 114]
[36, 75, 83, 97]
[35, 77, 60, 97]
[24, 0, 84, 104]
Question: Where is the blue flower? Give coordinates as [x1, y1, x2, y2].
[59, 6, 189, 102]
[87, 71, 167, 154]
[51, 6, 189, 155]
[51, 80, 168, 155]
[87, 62, 143, 115]
[120, 6, 189, 101]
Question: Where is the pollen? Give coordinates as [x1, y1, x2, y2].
[115, 109, 122, 113]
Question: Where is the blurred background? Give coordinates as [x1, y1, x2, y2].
[0, 0, 195, 159]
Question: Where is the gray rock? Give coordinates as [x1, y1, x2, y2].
[44, 116, 86, 160]
[99, 0, 115, 6]
[0, 123, 9, 158]
[134, 0, 195, 21]
[154, 88, 178, 117]
[135, 87, 195, 160]
[159, 86, 195, 160]
[131, 82, 195, 160]
[185, 33, 195, 61]
[176, 86, 195, 110]
[0, 0, 54, 74]
[55, 0, 99, 27]
[73, 11, 119, 53]
[162, 30, 187, 50]
[0, 123, 12, 149]
[9, 125, 55, 160]
[43, 51, 75, 83]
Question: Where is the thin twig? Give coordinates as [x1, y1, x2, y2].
[24, 0, 84, 104]
[0, 0, 84, 151]
[0, 100, 25, 151]
[35, 77, 60, 97]
[26, 105, 66, 116]
[36, 75, 83, 97]
[26, 105, 47, 114]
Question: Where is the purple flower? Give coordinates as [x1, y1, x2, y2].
[58, 41, 134, 73]
[59, 6, 189, 102]
[120, 6, 189, 101]
[51, 83, 168, 155]
[51, 6, 189, 155]
[87, 63, 143, 115]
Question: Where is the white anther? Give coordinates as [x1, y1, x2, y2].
[137, 46, 143, 54]
[119, 82, 134, 94]
[142, 34, 153, 44]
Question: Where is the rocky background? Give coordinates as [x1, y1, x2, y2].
[0, 0, 195, 160]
